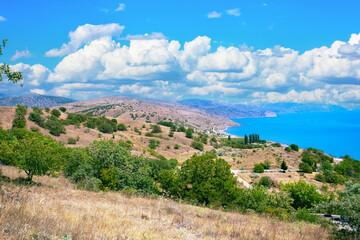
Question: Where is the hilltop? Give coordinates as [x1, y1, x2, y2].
[61, 96, 238, 131]
[0, 94, 75, 108]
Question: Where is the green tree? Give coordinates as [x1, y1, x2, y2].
[0, 39, 23, 85]
[281, 160, 288, 171]
[244, 134, 248, 144]
[158, 152, 241, 207]
[7, 132, 65, 180]
[228, 135, 231, 141]
[281, 180, 325, 209]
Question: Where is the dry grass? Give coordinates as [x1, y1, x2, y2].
[0, 166, 331, 240]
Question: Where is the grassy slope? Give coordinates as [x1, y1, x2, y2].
[0, 165, 331, 240]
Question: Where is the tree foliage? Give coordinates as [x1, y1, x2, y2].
[0, 129, 65, 180]
[281, 180, 325, 209]
[0, 39, 23, 85]
[158, 152, 241, 207]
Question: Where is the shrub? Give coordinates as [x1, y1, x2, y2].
[45, 117, 66, 136]
[68, 137, 77, 145]
[168, 131, 174, 137]
[174, 144, 180, 149]
[315, 173, 326, 183]
[30, 126, 40, 132]
[295, 207, 319, 223]
[45, 107, 50, 112]
[12, 119, 26, 129]
[98, 123, 113, 133]
[271, 143, 281, 147]
[258, 176, 272, 188]
[28, 112, 45, 127]
[59, 107, 67, 112]
[117, 123, 127, 131]
[253, 163, 264, 173]
[151, 124, 162, 133]
[284, 147, 291, 152]
[263, 160, 271, 170]
[290, 144, 299, 151]
[299, 162, 313, 173]
[185, 128, 194, 138]
[190, 141, 204, 151]
[51, 109, 61, 118]
[177, 126, 186, 132]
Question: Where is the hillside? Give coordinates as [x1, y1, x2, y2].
[0, 105, 340, 191]
[61, 96, 238, 131]
[0, 165, 331, 240]
[0, 94, 75, 108]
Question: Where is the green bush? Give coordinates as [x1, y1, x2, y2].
[177, 126, 186, 132]
[174, 144, 180, 149]
[299, 162, 313, 173]
[51, 109, 61, 118]
[98, 123, 113, 133]
[59, 107, 67, 112]
[45, 107, 50, 112]
[284, 147, 291, 152]
[151, 124, 162, 133]
[28, 112, 45, 127]
[12, 119, 26, 129]
[45, 116, 66, 136]
[263, 160, 271, 170]
[68, 137, 77, 145]
[271, 143, 281, 147]
[258, 176, 272, 188]
[117, 123, 127, 131]
[185, 128, 194, 138]
[191, 141, 204, 151]
[290, 144, 299, 151]
[168, 131, 174, 137]
[253, 163, 265, 173]
[295, 207, 319, 223]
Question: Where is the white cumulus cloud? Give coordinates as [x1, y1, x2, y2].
[226, 8, 241, 17]
[45, 23, 124, 57]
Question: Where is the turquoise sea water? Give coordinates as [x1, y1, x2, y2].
[225, 111, 360, 160]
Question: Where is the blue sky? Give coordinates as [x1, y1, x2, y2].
[1, 0, 360, 108]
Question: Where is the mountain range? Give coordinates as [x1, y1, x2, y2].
[178, 99, 347, 119]
[0, 94, 75, 108]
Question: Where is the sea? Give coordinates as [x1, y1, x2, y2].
[225, 110, 360, 160]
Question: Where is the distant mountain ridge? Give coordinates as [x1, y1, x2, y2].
[0, 94, 75, 108]
[178, 99, 347, 119]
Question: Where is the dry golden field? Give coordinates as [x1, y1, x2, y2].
[0, 165, 332, 240]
